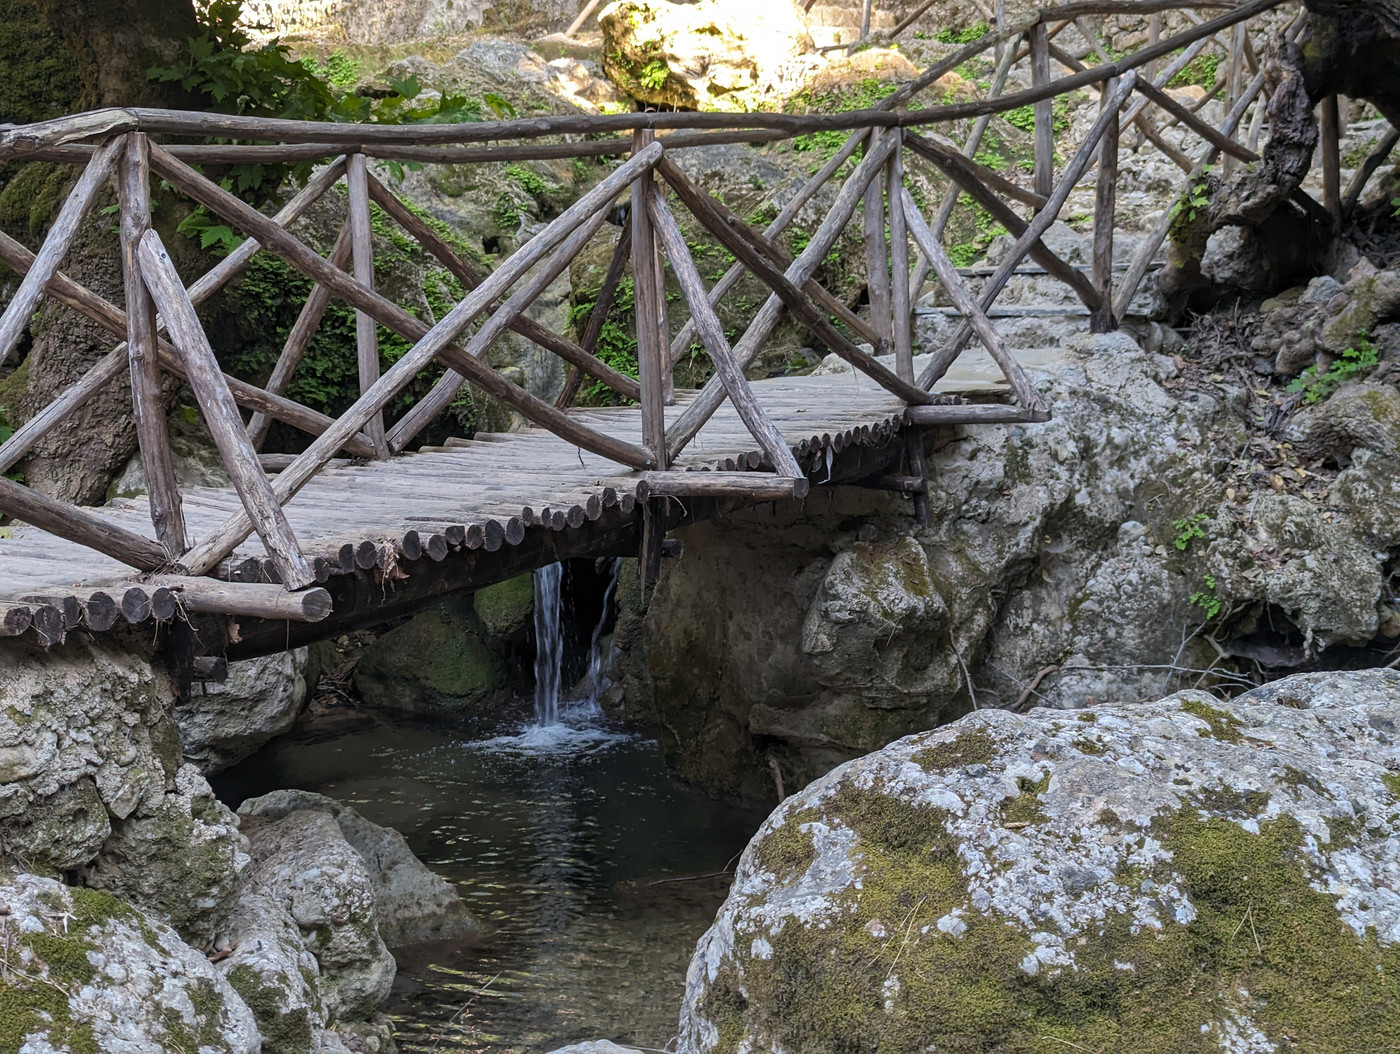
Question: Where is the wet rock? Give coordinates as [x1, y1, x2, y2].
[679, 670, 1400, 1052]
[599, 0, 814, 110]
[80, 764, 250, 947]
[474, 573, 535, 639]
[176, 648, 311, 774]
[240, 788, 479, 946]
[354, 598, 508, 716]
[240, 808, 397, 1021]
[0, 638, 179, 872]
[0, 872, 259, 1052]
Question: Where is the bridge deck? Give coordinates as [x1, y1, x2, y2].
[0, 355, 1020, 653]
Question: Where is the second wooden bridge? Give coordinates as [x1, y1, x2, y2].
[0, 0, 1361, 673]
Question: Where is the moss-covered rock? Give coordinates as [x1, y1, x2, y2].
[354, 598, 509, 717]
[474, 574, 536, 639]
[0, 872, 259, 1053]
[680, 670, 1400, 1052]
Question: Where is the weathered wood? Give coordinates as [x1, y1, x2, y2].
[0, 476, 169, 570]
[559, 218, 632, 408]
[1343, 125, 1399, 216]
[1223, 22, 1246, 179]
[0, 229, 380, 459]
[167, 145, 661, 577]
[84, 591, 119, 631]
[648, 187, 803, 478]
[899, 187, 1038, 409]
[0, 137, 121, 366]
[657, 153, 935, 407]
[247, 221, 353, 449]
[667, 132, 898, 457]
[920, 72, 1137, 389]
[150, 142, 659, 494]
[565, 0, 604, 35]
[346, 153, 388, 457]
[882, 15, 1039, 111]
[1320, 95, 1342, 225]
[364, 175, 643, 409]
[120, 133, 188, 558]
[1030, 21, 1054, 199]
[1092, 77, 1119, 333]
[903, 131, 1102, 311]
[904, 428, 931, 524]
[1131, 79, 1258, 163]
[887, 139, 913, 385]
[862, 131, 892, 346]
[632, 129, 669, 470]
[152, 577, 333, 622]
[0, 605, 33, 638]
[640, 472, 810, 500]
[137, 229, 314, 590]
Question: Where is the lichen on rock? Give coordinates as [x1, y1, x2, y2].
[679, 670, 1400, 1052]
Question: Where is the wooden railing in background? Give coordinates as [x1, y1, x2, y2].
[0, 0, 1374, 624]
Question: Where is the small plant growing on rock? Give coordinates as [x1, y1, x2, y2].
[1286, 333, 1379, 404]
[1190, 574, 1222, 619]
[1171, 512, 1209, 551]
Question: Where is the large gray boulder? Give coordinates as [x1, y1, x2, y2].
[176, 648, 311, 773]
[238, 808, 398, 1022]
[679, 670, 1400, 1052]
[241, 788, 480, 946]
[0, 871, 260, 1053]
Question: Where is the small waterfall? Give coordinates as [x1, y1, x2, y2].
[580, 558, 625, 703]
[533, 562, 564, 726]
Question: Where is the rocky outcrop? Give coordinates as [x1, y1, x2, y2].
[1250, 262, 1400, 377]
[176, 648, 312, 773]
[613, 331, 1400, 797]
[243, 0, 574, 42]
[679, 670, 1400, 1052]
[599, 0, 814, 110]
[236, 809, 398, 1022]
[0, 871, 260, 1053]
[240, 789, 480, 946]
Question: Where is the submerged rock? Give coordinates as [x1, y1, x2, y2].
[0, 872, 259, 1053]
[240, 788, 480, 946]
[679, 670, 1400, 1051]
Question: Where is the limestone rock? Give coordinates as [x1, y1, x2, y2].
[354, 599, 508, 716]
[599, 0, 814, 110]
[1284, 381, 1400, 464]
[176, 648, 311, 773]
[0, 872, 259, 1053]
[548, 1043, 646, 1054]
[242, 0, 574, 43]
[241, 809, 397, 1021]
[0, 638, 179, 872]
[240, 789, 479, 946]
[679, 670, 1400, 1052]
[80, 765, 250, 947]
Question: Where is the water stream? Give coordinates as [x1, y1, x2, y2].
[213, 561, 768, 1052]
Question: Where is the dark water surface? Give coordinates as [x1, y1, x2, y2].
[214, 704, 770, 1053]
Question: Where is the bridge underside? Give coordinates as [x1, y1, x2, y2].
[0, 362, 1012, 663]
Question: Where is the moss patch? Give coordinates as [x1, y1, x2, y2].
[753, 806, 819, 883]
[1382, 771, 1400, 799]
[1002, 772, 1050, 826]
[1180, 698, 1245, 743]
[474, 574, 534, 638]
[913, 729, 995, 771]
[228, 964, 315, 1054]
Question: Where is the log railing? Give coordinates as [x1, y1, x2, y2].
[0, 0, 1355, 623]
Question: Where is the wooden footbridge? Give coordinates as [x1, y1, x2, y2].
[0, 0, 1350, 672]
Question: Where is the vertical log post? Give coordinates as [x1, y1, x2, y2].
[904, 428, 931, 526]
[1091, 76, 1120, 333]
[652, 201, 674, 406]
[346, 151, 389, 458]
[632, 128, 667, 589]
[887, 136, 914, 384]
[119, 132, 187, 558]
[1320, 94, 1342, 226]
[1030, 21, 1054, 201]
[1223, 23, 1246, 179]
[994, 0, 1006, 65]
[862, 130, 892, 350]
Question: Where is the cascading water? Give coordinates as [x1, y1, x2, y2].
[580, 558, 624, 703]
[532, 562, 564, 726]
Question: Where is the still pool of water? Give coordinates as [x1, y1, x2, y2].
[214, 703, 771, 1053]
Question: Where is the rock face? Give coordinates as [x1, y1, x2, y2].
[0, 871, 260, 1053]
[241, 788, 480, 946]
[599, 0, 814, 110]
[679, 670, 1400, 1052]
[243, 0, 574, 42]
[175, 648, 311, 773]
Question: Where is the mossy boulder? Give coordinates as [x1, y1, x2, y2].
[680, 670, 1400, 1052]
[474, 574, 536, 639]
[0, 872, 259, 1053]
[354, 599, 509, 717]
